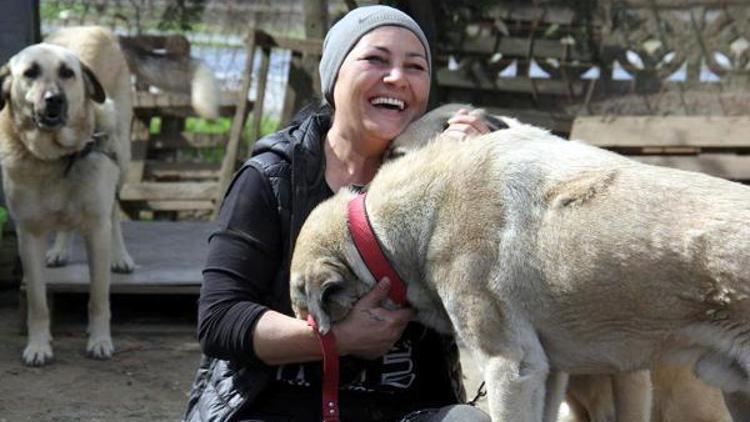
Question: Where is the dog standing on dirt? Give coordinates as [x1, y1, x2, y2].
[290, 114, 750, 421]
[0, 26, 134, 365]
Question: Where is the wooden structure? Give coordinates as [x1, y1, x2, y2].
[116, 34, 250, 219]
[571, 116, 750, 183]
[117, 30, 322, 219]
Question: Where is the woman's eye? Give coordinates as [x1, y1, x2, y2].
[407, 63, 426, 71]
[365, 55, 386, 64]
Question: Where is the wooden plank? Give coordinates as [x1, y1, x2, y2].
[214, 31, 257, 218]
[30, 221, 214, 294]
[146, 162, 219, 180]
[571, 116, 750, 148]
[630, 154, 750, 182]
[133, 90, 241, 118]
[120, 182, 218, 201]
[437, 68, 586, 96]
[127, 200, 215, 211]
[444, 36, 592, 62]
[148, 132, 228, 149]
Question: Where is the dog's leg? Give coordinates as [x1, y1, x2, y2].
[109, 205, 134, 273]
[447, 290, 548, 421]
[18, 228, 54, 365]
[544, 371, 569, 422]
[45, 231, 71, 267]
[612, 370, 651, 422]
[82, 219, 114, 359]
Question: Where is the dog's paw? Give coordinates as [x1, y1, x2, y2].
[23, 342, 54, 366]
[45, 249, 69, 267]
[111, 253, 135, 274]
[86, 336, 114, 360]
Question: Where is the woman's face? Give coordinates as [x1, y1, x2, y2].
[332, 26, 430, 152]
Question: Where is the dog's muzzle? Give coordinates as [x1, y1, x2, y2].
[35, 93, 67, 129]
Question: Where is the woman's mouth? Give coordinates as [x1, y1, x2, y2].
[370, 96, 406, 111]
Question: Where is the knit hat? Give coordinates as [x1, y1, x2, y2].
[319, 5, 431, 106]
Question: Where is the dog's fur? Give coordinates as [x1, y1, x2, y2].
[0, 26, 134, 365]
[566, 364, 731, 422]
[289, 115, 750, 421]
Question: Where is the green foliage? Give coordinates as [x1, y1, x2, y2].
[158, 0, 207, 32]
[147, 115, 279, 164]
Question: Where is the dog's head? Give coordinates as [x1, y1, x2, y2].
[290, 190, 375, 334]
[385, 103, 512, 160]
[1, 43, 105, 129]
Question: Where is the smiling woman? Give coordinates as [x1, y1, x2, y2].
[183, 5, 491, 422]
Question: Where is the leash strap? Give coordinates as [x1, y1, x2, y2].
[307, 314, 340, 422]
[347, 193, 408, 306]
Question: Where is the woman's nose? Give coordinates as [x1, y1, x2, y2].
[383, 66, 407, 87]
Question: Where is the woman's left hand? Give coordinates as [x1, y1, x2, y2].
[441, 108, 492, 141]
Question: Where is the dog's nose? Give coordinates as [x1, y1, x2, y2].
[44, 93, 65, 113]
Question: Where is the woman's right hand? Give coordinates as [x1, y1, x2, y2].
[332, 278, 414, 359]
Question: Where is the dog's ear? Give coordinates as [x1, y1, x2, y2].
[308, 274, 348, 334]
[80, 62, 106, 103]
[0, 64, 11, 111]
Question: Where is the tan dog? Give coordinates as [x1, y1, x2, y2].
[395, 105, 725, 422]
[289, 119, 750, 421]
[0, 26, 134, 365]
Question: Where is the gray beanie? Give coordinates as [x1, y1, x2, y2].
[319, 5, 431, 106]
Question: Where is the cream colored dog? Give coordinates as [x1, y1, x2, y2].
[290, 119, 750, 421]
[0, 26, 134, 365]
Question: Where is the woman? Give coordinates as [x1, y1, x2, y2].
[184, 6, 491, 422]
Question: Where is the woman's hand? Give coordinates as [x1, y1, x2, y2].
[441, 108, 492, 141]
[332, 278, 414, 359]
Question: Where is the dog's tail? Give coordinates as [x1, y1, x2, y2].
[190, 61, 220, 120]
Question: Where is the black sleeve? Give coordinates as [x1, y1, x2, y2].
[197, 164, 282, 366]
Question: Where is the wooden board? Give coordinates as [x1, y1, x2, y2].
[32, 221, 214, 294]
[571, 116, 750, 148]
[630, 154, 750, 182]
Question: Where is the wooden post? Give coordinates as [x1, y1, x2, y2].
[212, 31, 258, 218]
[281, 0, 327, 124]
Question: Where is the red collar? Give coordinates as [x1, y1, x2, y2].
[309, 193, 409, 422]
[346, 193, 408, 306]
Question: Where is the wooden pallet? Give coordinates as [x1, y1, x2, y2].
[570, 116, 750, 183]
[20, 221, 213, 296]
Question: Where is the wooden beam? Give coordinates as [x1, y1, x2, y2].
[120, 182, 218, 201]
[571, 116, 750, 148]
[630, 154, 750, 182]
[437, 69, 586, 96]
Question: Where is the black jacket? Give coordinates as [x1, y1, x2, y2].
[183, 109, 464, 422]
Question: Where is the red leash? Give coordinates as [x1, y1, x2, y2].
[307, 315, 340, 422]
[309, 193, 409, 422]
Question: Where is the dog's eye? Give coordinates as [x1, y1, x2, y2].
[59, 66, 75, 79]
[23, 64, 40, 79]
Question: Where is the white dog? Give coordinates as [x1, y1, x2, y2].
[290, 120, 750, 421]
[0, 26, 134, 365]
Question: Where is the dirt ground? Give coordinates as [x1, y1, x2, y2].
[0, 289, 202, 422]
[0, 287, 492, 422]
